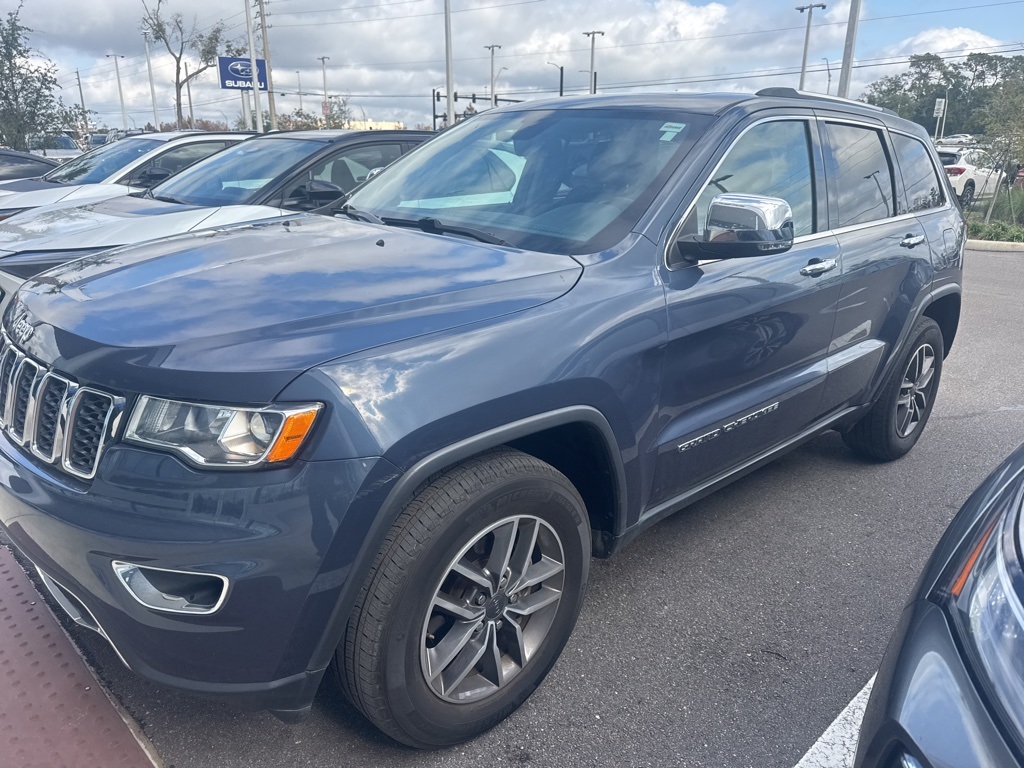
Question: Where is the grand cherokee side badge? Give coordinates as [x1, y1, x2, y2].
[678, 402, 780, 452]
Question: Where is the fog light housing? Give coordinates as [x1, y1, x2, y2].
[112, 561, 229, 615]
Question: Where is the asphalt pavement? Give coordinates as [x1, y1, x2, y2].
[60, 246, 1024, 768]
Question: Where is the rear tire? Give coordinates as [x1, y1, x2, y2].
[336, 448, 590, 748]
[842, 317, 944, 462]
[959, 182, 975, 208]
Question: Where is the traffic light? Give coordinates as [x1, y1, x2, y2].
[453, 92, 459, 102]
[435, 90, 441, 102]
[471, 93, 477, 103]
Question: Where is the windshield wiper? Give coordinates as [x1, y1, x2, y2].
[380, 216, 511, 247]
[151, 194, 182, 204]
[336, 203, 384, 225]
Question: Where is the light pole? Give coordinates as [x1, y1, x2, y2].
[318, 56, 330, 128]
[837, 0, 862, 98]
[485, 44, 502, 108]
[256, 0, 277, 130]
[492, 66, 507, 107]
[547, 61, 564, 97]
[143, 35, 160, 129]
[583, 31, 604, 95]
[105, 54, 128, 130]
[443, 0, 455, 125]
[796, 4, 826, 91]
[296, 70, 302, 112]
[822, 57, 832, 94]
[243, 0, 264, 133]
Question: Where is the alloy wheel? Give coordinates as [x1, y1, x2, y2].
[896, 343, 936, 438]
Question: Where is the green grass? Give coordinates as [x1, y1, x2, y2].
[968, 219, 1024, 242]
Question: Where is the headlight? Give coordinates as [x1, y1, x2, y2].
[0, 208, 28, 222]
[125, 396, 322, 468]
[946, 486, 1024, 740]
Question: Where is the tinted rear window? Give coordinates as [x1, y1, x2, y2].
[893, 134, 945, 213]
[823, 123, 895, 228]
[937, 151, 960, 165]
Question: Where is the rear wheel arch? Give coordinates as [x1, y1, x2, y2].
[922, 292, 961, 356]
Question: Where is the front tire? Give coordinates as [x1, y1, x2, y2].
[337, 448, 590, 748]
[842, 317, 944, 461]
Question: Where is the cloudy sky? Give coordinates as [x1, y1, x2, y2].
[17, 0, 1021, 130]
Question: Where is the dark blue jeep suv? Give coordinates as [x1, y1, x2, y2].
[0, 90, 964, 747]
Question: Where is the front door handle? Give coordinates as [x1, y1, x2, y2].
[900, 234, 926, 248]
[800, 258, 838, 277]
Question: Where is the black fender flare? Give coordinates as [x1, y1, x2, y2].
[305, 405, 626, 674]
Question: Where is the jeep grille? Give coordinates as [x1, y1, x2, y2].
[0, 336, 123, 480]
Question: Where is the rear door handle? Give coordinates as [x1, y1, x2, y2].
[800, 258, 838, 277]
[900, 234, 926, 248]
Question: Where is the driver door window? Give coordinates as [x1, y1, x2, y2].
[682, 120, 816, 241]
[281, 142, 404, 209]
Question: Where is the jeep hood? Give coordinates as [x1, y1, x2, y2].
[0, 195, 292, 254]
[11, 215, 582, 402]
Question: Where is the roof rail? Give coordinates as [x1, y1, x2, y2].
[755, 87, 898, 117]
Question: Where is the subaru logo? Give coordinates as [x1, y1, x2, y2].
[228, 61, 253, 78]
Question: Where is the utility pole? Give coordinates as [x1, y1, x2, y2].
[243, 0, 264, 133]
[485, 44, 501, 108]
[547, 62, 563, 96]
[583, 31, 604, 95]
[256, 0, 277, 130]
[143, 35, 160, 129]
[75, 69, 88, 134]
[296, 70, 302, 112]
[241, 91, 252, 129]
[443, 0, 455, 125]
[184, 61, 195, 128]
[796, 4, 826, 91]
[106, 54, 128, 130]
[822, 57, 832, 95]
[836, 0, 862, 98]
[318, 56, 330, 128]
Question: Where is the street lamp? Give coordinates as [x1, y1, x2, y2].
[105, 54, 128, 130]
[822, 57, 832, 95]
[492, 66, 508, 107]
[485, 44, 502, 108]
[296, 70, 303, 112]
[318, 56, 330, 128]
[583, 31, 604, 95]
[547, 61, 564, 97]
[796, 4, 826, 91]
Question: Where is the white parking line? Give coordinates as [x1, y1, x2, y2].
[793, 675, 876, 768]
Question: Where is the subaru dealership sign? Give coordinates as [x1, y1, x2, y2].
[217, 57, 268, 91]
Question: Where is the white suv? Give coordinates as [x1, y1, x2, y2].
[935, 146, 1003, 207]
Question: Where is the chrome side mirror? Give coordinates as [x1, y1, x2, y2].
[366, 167, 385, 180]
[703, 194, 795, 256]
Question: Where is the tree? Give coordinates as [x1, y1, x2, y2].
[0, 5, 78, 150]
[141, 0, 228, 128]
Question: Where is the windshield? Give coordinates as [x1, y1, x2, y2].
[937, 151, 961, 165]
[150, 137, 325, 206]
[43, 137, 163, 184]
[348, 108, 710, 254]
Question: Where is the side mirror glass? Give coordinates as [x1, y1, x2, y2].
[676, 194, 795, 263]
[302, 179, 345, 203]
[134, 167, 173, 187]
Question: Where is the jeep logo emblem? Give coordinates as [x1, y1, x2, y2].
[9, 314, 33, 347]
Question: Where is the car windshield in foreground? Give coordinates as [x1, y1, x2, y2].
[42, 137, 164, 184]
[149, 137, 326, 207]
[348, 108, 711, 255]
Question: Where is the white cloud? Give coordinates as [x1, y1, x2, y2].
[15, 0, 1014, 129]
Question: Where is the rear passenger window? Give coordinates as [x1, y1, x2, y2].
[824, 123, 894, 227]
[687, 120, 816, 237]
[892, 134, 945, 212]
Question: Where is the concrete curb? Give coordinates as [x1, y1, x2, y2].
[966, 239, 1024, 252]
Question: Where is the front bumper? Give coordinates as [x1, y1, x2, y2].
[0, 426, 395, 713]
[855, 599, 1020, 768]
